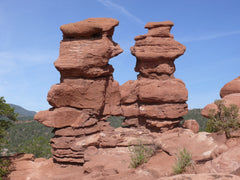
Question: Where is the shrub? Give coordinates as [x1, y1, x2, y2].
[106, 116, 125, 128]
[128, 140, 155, 168]
[207, 100, 240, 138]
[173, 148, 193, 174]
[0, 159, 10, 179]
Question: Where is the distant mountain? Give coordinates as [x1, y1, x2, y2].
[9, 104, 36, 118]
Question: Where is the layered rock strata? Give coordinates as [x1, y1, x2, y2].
[121, 21, 188, 131]
[35, 19, 189, 165]
[35, 18, 123, 164]
[201, 76, 240, 118]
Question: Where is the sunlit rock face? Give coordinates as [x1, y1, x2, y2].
[35, 18, 123, 164]
[121, 21, 188, 131]
[35, 19, 189, 165]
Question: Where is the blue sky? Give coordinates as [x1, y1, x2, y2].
[0, 0, 239, 111]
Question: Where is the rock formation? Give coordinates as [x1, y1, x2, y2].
[35, 18, 123, 164]
[201, 76, 240, 118]
[34, 18, 189, 165]
[121, 21, 188, 131]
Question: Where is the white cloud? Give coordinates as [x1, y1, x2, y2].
[97, 0, 145, 25]
[178, 30, 240, 43]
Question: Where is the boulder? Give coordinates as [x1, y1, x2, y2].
[47, 78, 107, 113]
[139, 103, 188, 119]
[183, 119, 200, 133]
[60, 18, 119, 38]
[120, 80, 138, 104]
[220, 76, 240, 98]
[138, 78, 188, 103]
[34, 107, 90, 128]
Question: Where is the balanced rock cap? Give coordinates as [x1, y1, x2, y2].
[60, 18, 119, 38]
[145, 21, 174, 29]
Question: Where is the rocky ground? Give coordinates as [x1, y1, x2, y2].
[8, 127, 240, 180]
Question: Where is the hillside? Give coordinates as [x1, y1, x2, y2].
[2, 104, 53, 158]
[9, 104, 36, 120]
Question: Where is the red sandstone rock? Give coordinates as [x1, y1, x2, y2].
[54, 121, 110, 136]
[103, 78, 122, 116]
[55, 18, 123, 78]
[52, 149, 84, 158]
[47, 78, 107, 112]
[34, 19, 190, 167]
[34, 107, 90, 128]
[139, 103, 188, 119]
[54, 37, 122, 78]
[154, 128, 221, 162]
[138, 78, 188, 103]
[121, 103, 139, 117]
[160, 174, 240, 180]
[146, 119, 181, 132]
[223, 93, 240, 108]
[220, 76, 240, 98]
[135, 59, 175, 76]
[203, 145, 240, 174]
[120, 80, 138, 104]
[183, 119, 200, 133]
[60, 18, 119, 38]
[145, 21, 174, 29]
[131, 38, 186, 61]
[201, 103, 218, 118]
[122, 118, 139, 127]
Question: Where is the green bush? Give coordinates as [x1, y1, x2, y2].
[0, 159, 10, 179]
[173, 148, 193, 174]
[207, 100, 240, 138]
[106, 116, 125, 128]
[128, 140, 155, 168]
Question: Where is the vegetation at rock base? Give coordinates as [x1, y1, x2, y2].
[128, 140, 155, 168]
[3, 121, 53, 158]
[207, 100, 240, 138]
[0, 159, 10, 179]
[172, 148, 193, 174]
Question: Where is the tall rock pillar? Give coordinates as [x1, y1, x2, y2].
[121, 21, 188, 132]
[35, 18, 123, 164]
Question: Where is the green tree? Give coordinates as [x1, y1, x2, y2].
[207, 100, 240, 138]
[21, 136, 52, 158]
[0, 97, 18, 151]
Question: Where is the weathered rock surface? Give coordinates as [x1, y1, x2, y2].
[139, 103, 188, 119]
[34, 19, 190, 166]
[35, 107, 90, 128]
[120, 20, 188, 131]
[60, 18, 119, 38]
[47, 77, 107, 112]
[131, 21, 186, 61]
[34, 18, 125, 165]
[220, 76, 240, 98]
[138, 78, 188, 103]
[183, 119, 200, 133]
[8, 128, 240, 180]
